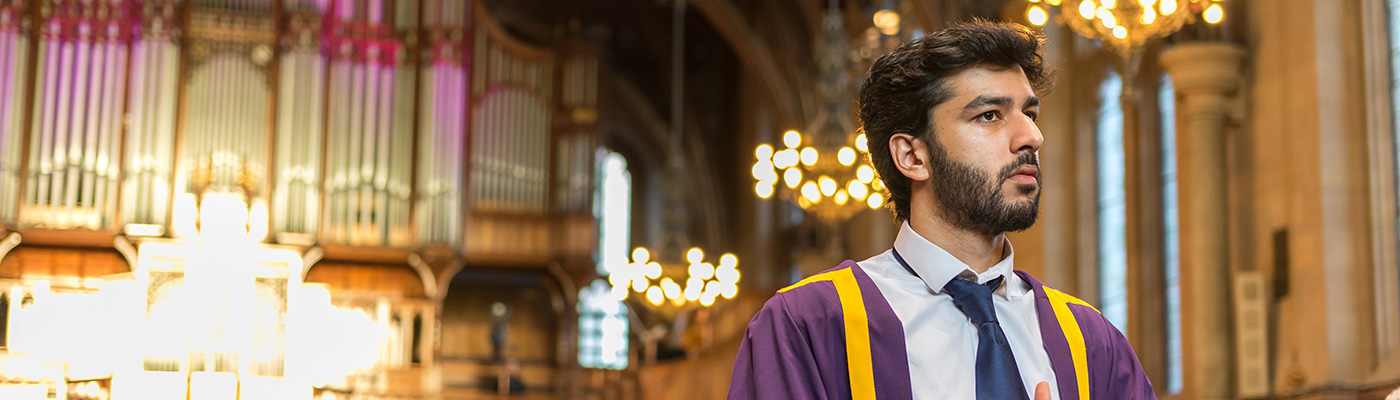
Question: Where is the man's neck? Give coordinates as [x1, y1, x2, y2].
[907, 212, 1006, 274]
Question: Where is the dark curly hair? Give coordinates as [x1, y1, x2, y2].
[858, 19, 1052, 222]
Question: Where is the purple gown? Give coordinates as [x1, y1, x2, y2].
[728, 260, 1157, 400]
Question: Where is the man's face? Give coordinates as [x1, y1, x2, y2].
[924, 64, 1043, 236]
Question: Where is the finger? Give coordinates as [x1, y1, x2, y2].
[1034, 381, 1051, 400]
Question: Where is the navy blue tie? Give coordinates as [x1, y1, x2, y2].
[943, 276, 1030, 400]
[891, 249, 1028, 400]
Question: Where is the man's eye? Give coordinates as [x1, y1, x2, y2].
[1026, 111, 1038, 122]
[977, 111, 1000, 122]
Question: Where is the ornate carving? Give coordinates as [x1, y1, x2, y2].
[185, 10, 276, 80]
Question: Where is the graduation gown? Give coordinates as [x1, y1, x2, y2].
[727, 260, 1156, 400]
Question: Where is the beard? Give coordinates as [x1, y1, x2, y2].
[926, 140, 1041, 237]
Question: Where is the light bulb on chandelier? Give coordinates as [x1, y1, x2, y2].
[1026, 0, 1225, 57]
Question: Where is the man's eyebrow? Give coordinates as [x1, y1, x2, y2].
[961, 95, 1013, 114]
[1024, 96, 1039, 109]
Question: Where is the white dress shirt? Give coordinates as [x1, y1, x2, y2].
[859, 222, 1059, 399]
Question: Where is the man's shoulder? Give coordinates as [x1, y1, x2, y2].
[778, 261, 867, 293]
[1016, 270, 1102, 314]
[1020, 270, 1130, 344]
[759, 261, 870, 322]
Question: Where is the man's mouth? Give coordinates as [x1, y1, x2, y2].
[1008, 165, 1039, 184]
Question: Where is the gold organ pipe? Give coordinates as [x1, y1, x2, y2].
[512, 67, 523, 212]
[425, 58, 440, 234]
[52, 38, 73, 225]
[32, 37, 56, 219]
[24, 35, 42, 217]
[236, 58, 249, 190]
[306, 51, 326, 234]
[485, 72, 499, 211]
[80, 37, 105, 228]
[373, 63, 392, 245]
[368, 51, 381, 243]
[93, 34, 117, 229]
[451, 65, 465, 239]
[84, 31, 111, 228]
[139, 39, 156, 223]
[200, 58, 213, 188]
[223, 57, 234, 189]
[323, 55, 339, 241]
[189, 57, 205, 193]
[224, 57, 237, 189]
[348, 58, 365, 244]
[1, 27, 25, 222]
[78, 36, 103, 228]
[103, 41, 129, 226]
[427, 66, 439, 239]
[63, 35, 87, 226]
[328, 56, 342, 242]
[327, 57, 347, 242]
[275, 49, 294, 232]
[443, 65, 456, 240]
[156, 39, 177, 225]
[393, 65, 409, 245]
[121, 38, 144, 222]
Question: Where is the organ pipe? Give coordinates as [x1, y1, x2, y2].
[25, 2, 130, 229]
[0, 1, 27, 225]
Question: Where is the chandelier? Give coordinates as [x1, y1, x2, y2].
[752, 0, 884, 226]
[608, 246, 741, 315]
[1025, 0, 1225, 57]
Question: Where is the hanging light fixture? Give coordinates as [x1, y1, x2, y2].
[752, 0, 885, 226]
[1025, 0, 1225, 57]
[609, 0, 738, 315]
[608, 246, 741, 309]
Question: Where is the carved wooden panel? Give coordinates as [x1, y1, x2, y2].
[304, 261, 426, 298]
[0, 246, 127, 280]
[463, 213, 551, 266]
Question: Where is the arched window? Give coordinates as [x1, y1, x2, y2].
[578, 150, 631, 370]
[1096, 69, 1129, 335]
[596, 152, 632, 276]
[578, 280, 629, 370]
[1160, 74, 1184, 394]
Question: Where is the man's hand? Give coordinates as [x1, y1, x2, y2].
[1035, 382, 1051, 400]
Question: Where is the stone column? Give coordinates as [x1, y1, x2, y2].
[1160, 42, 1246, 400]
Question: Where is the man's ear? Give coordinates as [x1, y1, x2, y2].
[890, 132, 930, 182]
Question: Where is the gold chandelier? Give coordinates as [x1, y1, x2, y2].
[609, 0, 739, 318]
[753, 131, 884, 225]
[608, 246, 740, 315]
[1026, 0, 1225, 57]
[752, 1, 885, 226]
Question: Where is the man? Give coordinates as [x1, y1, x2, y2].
[728, 20, 1155, 400]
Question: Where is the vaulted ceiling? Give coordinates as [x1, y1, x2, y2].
[477, 0, 1018, 248]
[480, 0, 1017, 133]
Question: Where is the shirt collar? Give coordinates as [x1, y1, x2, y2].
[892, 221, 1024, 298]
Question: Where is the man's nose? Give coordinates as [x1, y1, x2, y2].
[1011, 113, 1043, 154]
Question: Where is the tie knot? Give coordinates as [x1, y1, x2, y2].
[943, 276, 1003, 325]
